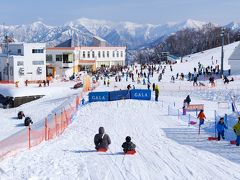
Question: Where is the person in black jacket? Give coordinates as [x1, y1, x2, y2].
[94, 127, 111, 150]
[122, 136, 136, 153]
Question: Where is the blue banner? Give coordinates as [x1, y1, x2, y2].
[130, 89, 151, 100]
[109, 90, 130, 101]
[89, 92, 109, 102]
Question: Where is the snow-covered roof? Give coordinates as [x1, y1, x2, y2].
[93, 36, 106, 42]
[0, 86, 46, 97]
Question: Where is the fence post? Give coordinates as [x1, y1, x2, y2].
[45, 118, 48, 141]
[55, 113, 57, 136]
[174, 102, 175, 107]
[168, 105, 170, 115]
[188, 114, 190, 127]
[213, 110, 217, 138]
[28, 125, 31, 150]
[195, 108, 198, 117]
[60, 111, 63, 133]
[178, 109, 180, 120]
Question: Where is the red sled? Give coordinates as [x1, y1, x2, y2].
[230, 140, 237, 145]
[125, 150, 136, 155]
[208, 137, 218, 141]
[97, 148, 108, 152]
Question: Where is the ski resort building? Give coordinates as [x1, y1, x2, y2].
[0, 43, 46, 83]
[46, 36, 126, 77]
[228, 43, 240, 75]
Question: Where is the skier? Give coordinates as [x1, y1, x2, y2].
[122, 136, 136, 153]
[198, 110, 206, 126]
[217, 117, 227, 141]
[155, 85, 159, 101]
[198, 110, 206, 134]
[94, 127, 111, 151]
[233, 117, 240, 146]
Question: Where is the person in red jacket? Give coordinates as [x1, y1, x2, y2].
[198, 109, 206, 126]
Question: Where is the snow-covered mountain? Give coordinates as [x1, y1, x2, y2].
[0, 18, 238, 49]
[225, 22, 240, 31]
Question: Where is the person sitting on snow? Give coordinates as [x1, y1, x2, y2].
[122, 136, 136, 153]
[233, 117, 240, 146]
[94, 127, 111, 150]
[217, 117, 228, 141]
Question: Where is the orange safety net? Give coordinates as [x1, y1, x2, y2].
[0, 82, 99, 161]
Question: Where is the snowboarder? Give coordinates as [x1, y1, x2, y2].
[233, 117, 240, 146]
[122, 136, 136, 153]
[217, 117, 227, 141]
[94, 127, 111, 151]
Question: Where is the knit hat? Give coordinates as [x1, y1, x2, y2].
[126, 136, 131, 142]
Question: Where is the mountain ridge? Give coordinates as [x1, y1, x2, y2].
[0, 18, 239, 49]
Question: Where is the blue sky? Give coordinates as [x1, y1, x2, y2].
[0, 0, 239, 25]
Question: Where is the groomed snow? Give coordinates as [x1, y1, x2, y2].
[1, 42, 240, 179]
[1, 101, 240, 179]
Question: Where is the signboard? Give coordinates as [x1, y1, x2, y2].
[109, 90, 130, 101]
[89, 92, 109, 102]
[130, 89, 151, 100]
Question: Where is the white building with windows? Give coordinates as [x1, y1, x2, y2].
[46, 37, 126, 77]
[0, 43, 46, 83]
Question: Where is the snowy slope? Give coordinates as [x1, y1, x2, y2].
[0, 81, 83, 141]
[1, 42, 240, 179]
[1, 101, 240, 180]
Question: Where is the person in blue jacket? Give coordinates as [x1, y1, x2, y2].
[217, 117, 228, 141]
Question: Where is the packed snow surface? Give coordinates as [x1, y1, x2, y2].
[1, 100, 240, 180]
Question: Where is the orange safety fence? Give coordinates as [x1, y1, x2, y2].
[0, 82, 99, 161]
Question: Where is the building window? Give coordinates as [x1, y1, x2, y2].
[46, 55, 53, 62]
[113, 51, 115, 58]
[83, 51, 86, 58]
[63, 54, 73, 63]
[98, 51, 101, 58]
[32, 61, 44, 65]
[56, 55, 62, 62]
[107, 51, 109, 58]
[102, 51, 105, 58]
[32, 49, 44, 53]
[92, 51, 95, 58]
[17, 49, 21, 54]
[17, 61, 24, 66]
[117, 51, 119, 58]
[121, 51, 123, 57]
[87, 51, 90, 58]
